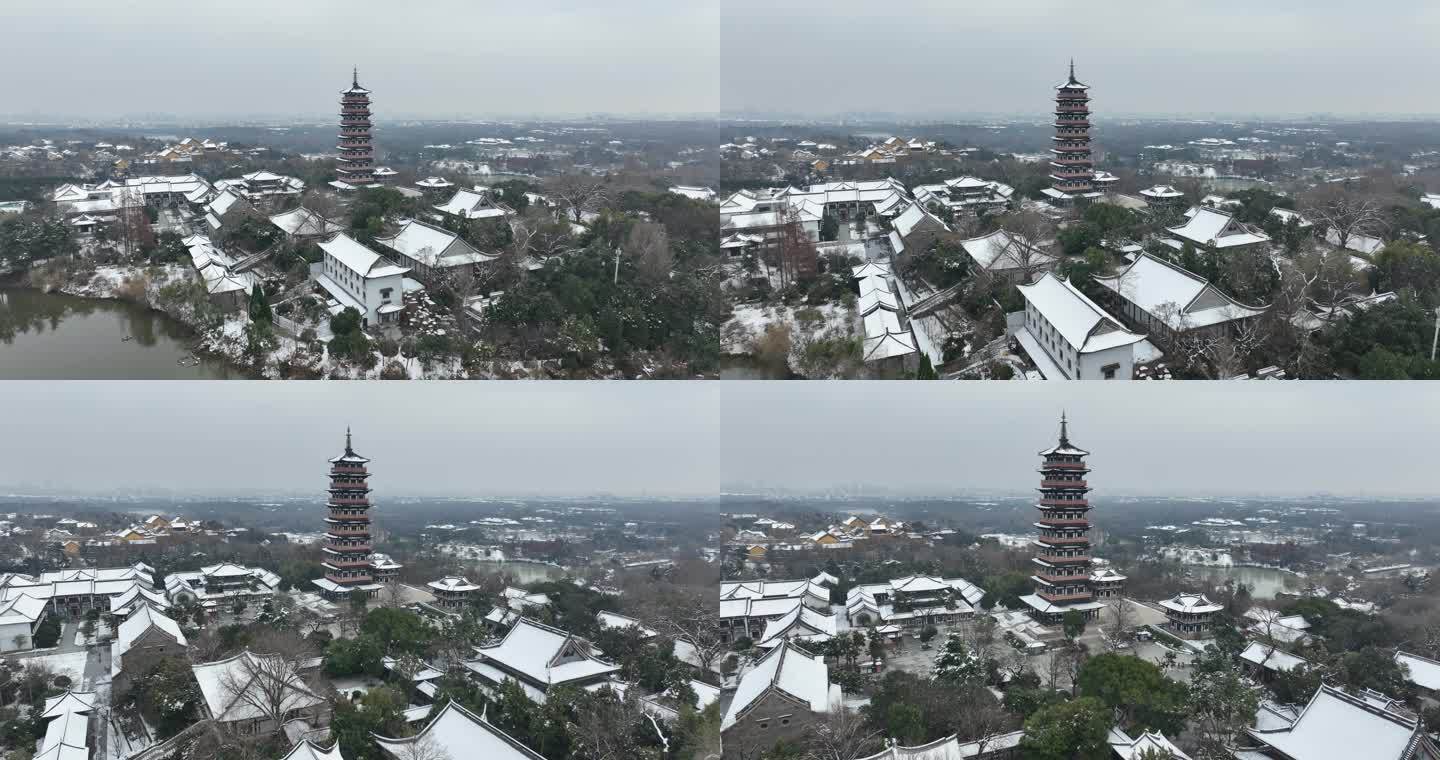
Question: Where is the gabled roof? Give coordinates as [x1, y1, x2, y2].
[279, 739, 347, 760]
[319, 233, 410, 279]
[375, 218, 496, 268]
[1167, 207, 1270, 249]
[758, 604, 836, 647]
[470, 617, 619, 688]
[191, 651, 324, 723]
[373, 700, 544, 760]
[1396, 650, 1440, 692]
[270, 207, 345, 238]
[1108, 727, 1192, 759]
[428, 576, 480, 592]
[114, 603, 186, 660]
[595, 610, 658, 638]
[1159, 593, 1222, 614]
[959, 229, 1056, 272]
[1246, 685, 1432, 760]
[721, 641, 840, 731]
[1018, 272, 1145, 354]
[434, 188, 510, 219]
[1092, 253, 1267, 331]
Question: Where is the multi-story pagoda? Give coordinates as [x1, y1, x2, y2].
[1048, 60, 1096, 200]
[315, 428, 388, 599]
[337, 68, 376, 187]
[1021, 414, 1108, 623]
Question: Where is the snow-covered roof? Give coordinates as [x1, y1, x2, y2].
[892, 203, 949, 239]
[113, 603, 186, 660]
[320, 233, 410, 279]
[1018, 272, 1145, 354]
[1092, 253, 1267, 331]
[373, 701, 544, 760]
[279, 739, 347, 760]
[854, 730, 1025, 760]
[720, 579, 828, 603]
[469, 617, 619, 689]
[1159, 593, 1222, 614]
[1397, 651, 1440, 692]
[415, 177, 455, 189]
[1270, 207, 1313, 229]
[959, 229, 1056, 272]
[375, 218, 496, 268]
[1324, 227, 1385, 256]
[595, 610, 657, 638]
[270, 207, 345, 238]
[434, 188, 510, 220]
[192, 651, 323, 723]
[0, 594, 47, 626]
[1240, 642, 1308, 673]
[1108, 728, 1192, 760]
[721, 641, 840, 731]
[1247, 685, 1428, 760]
[37, 690, 94, 760]
[1140, 185, 1185, 199]
[1167, 207, 1271, 249]
[758, 605, 837, 647]
[428, 576, 480, 593]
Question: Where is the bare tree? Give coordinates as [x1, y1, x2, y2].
[1104, 599, 1135, 651]
[548, 175, 609, 223]
[625, 221, 673, 282]
[1295, 247, 1365, 319]
[950, 692, 1015, 756]
[217, 650, 319, 737]
[643, 589, 723, 677]
[771, 203, 817, 289]
[392, 731, 453, 760]
[804, 707, 882, 760]
[571, 690, 648, 760]
[1305, 188, 1385, 257]
[996, 211, 1057, 284]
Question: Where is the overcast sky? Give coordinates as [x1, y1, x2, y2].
[721, 384, 1440, 498]
[0, 383, 717, 498]
[720, 0, 1440, 118]
[0, 0, 718, 120]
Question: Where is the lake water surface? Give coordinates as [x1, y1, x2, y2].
[0, 287, 238, 379]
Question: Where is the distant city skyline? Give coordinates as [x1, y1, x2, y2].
[720, 384, 1440, 499]
[721, 1, 1440, 119]
[0, 0, 718, 120]
[0, 384, 718, 498]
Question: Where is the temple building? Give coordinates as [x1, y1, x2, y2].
[313, 429, 398, 599]
[1021, 415, 1111, 622]
[1044, 61, 1099, 204]
[336, 69, 377, 188]
[1159, 592, 1222, 639]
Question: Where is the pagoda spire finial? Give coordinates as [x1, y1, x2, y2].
[352, 66, 359, 88]
[1069, 58, 1076, 84]
[345, 426, 353, 454]
[1059, 411, 1069, 445]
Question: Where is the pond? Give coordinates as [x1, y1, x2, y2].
[473, 560, 566, 585]
[0, 287, 240, 379]
[1190, 565, 1301, 600]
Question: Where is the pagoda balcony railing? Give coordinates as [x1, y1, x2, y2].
[324, 543, 373, 554]
[328, 483, 370, 491]
[330, 497, 370, 506]
[1050, 164, 1093, 174]
[1042, 460, 1087, 469]
[331, 463, 366, 473]
[1036, 553, 1091, 564]
[1037, 518, 1090, 527]
[1036, 535, 1089, 546]
[1038, 591, 1092, 603]
[324, 556, 372, 568]
[1032, 573, 1088, 584]
[1039, 498, 1089, 507]
[1054, 119, 1092, 128]
[324, 573, 373, 584]
[1040, 480, 1087, 489]
[324, 517, 371, 527]
[1055, 104, 1090, 112]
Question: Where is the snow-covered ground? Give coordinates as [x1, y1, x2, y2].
[24, 650, 87, 684]
[722, 302, 859, 356]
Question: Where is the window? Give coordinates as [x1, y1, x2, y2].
[1101, 363, 1119, 380]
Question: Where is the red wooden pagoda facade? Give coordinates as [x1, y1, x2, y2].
[1021, 414, 1108, 622]
[316, 428, 384, 598]
[337, 69, 375, 186]
[1049, 61, 1096, 198]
